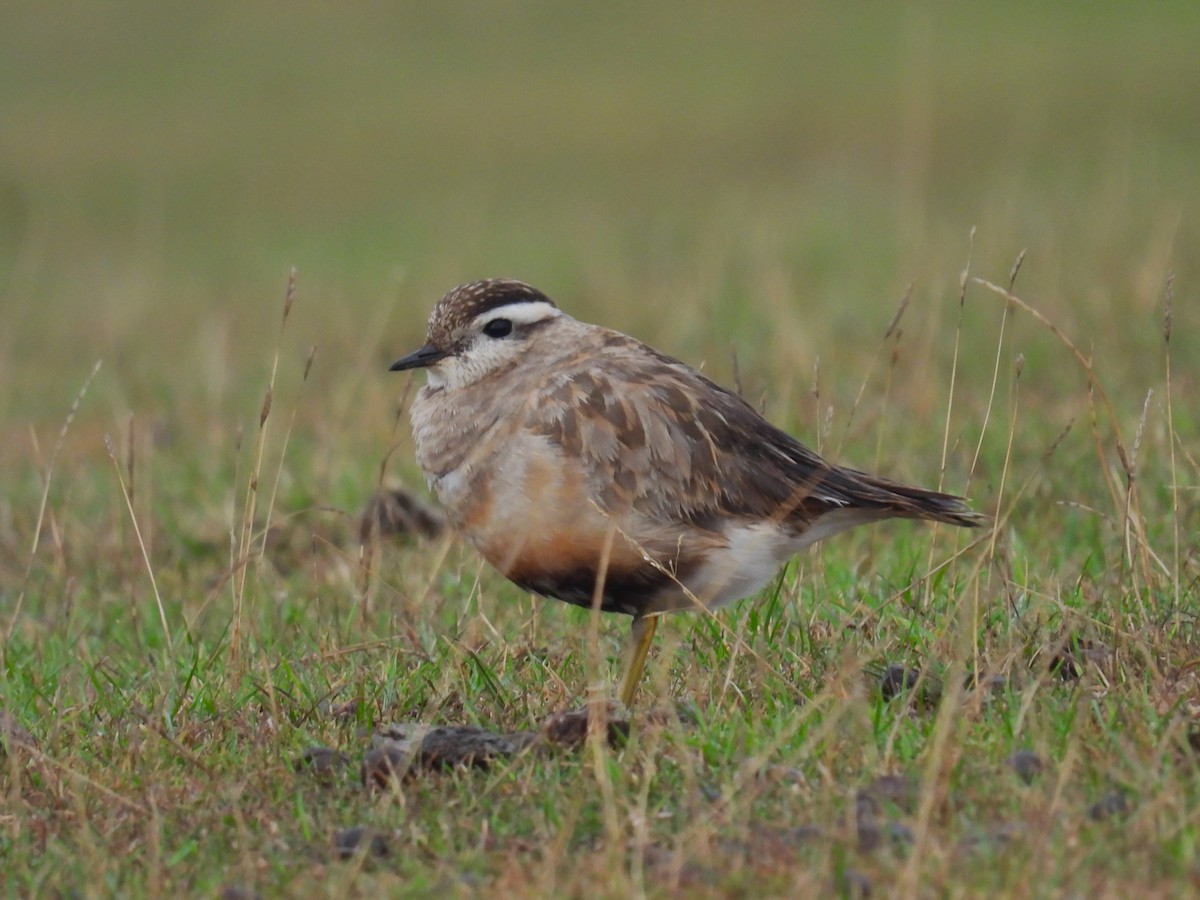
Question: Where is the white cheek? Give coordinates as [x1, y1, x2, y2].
[425, 366, 447, 388]
[437, 342, 517, 389]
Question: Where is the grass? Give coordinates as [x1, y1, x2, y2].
[2, 3, 1199, 897]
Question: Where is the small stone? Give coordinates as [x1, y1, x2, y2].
[218, 887, 262, 900]
[855, 809, 881, 853]
[539, 704, 630, 750]
[861, 774, 919, 813]
[879, 665, 942, 709]
[334, 826, 390, 860]
[362, 744, 411, 789]
[1088, 791, 1133, 821]
[1047, 637, 1111, 682]
[418, 724, 537, 769]
[326, 700, 360, 722]
[885, 820, 915, 849]
[294, 746, 351, 782]
[1187, 727, 1200, 755]
[672, 700, 702, 727]
[1008, 750, 1044, 784]
[880, 665, 920, 702]
[985, 673, 1015, 695]
[364, 723, 541, 785]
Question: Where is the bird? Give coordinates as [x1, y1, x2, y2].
[390, 279, 985, 706]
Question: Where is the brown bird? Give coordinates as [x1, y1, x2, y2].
[391, 279, 984, 704]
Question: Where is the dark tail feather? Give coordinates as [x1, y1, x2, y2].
[881, 481, 988, 528]
[824, 465, 988, 529]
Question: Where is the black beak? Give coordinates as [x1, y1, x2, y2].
[389, 344, 449, 372]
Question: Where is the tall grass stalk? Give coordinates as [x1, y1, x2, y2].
[229, 270, 297, 664]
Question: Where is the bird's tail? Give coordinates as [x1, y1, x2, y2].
[875, 480, 987, 528]
[819, 464, 988, 529]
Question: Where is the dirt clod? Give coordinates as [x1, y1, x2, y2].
[880, 665, 920, 701]
[1187, 727, 1200, 755]
[294, 746, 351, 782]
[1088, 791, 1133, 821]
[364, 723, 540, 787]
[860, 774, 919, 814]
[334, 826, 390, 860]
[879, 665, 942, 709]
[360, 707, 638, 788]
[539, 704, 630, 750]
[361, 744, 411, 789]
[1008, 750, 1044, 784]
[1047, 637, 1111, 682]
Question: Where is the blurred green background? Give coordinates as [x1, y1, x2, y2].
[1, 1, 1196, 467]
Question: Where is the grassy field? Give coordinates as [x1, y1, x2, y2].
[2, 3, 1199, 896]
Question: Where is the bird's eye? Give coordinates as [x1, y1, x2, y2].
[482, 318, 513, 338]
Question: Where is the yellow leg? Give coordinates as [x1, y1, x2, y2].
[620, 615, 658, 707]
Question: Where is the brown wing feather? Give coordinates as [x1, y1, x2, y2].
[526, 329, 984, 531]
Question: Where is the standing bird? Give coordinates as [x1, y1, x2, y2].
[390, 279, 984, 705]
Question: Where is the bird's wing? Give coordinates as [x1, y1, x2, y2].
[524, 329, 981, 530]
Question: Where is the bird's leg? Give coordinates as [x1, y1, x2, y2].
[620, 614, 658, 707]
